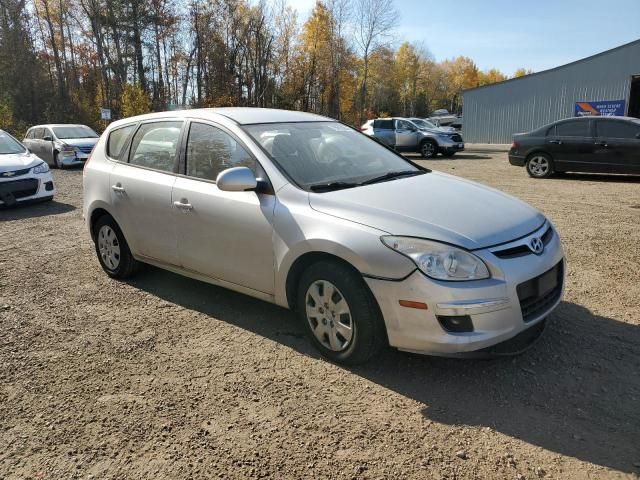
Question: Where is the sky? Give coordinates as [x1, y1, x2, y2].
[286, 0, 640, 75]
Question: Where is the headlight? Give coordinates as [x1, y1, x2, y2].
[32, 162, 50, 174]
[381, 236, 490, 281]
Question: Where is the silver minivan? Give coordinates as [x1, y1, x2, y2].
[83, 108, 564, 364]
[24, 124, 99, 168]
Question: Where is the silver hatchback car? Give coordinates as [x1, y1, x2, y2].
[83, 108, 565, 364]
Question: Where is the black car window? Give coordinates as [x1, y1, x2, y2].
[128, 121, 182, 172]
[185, 122, 256, 181]
[546, 125, 556, 136]
[373, 119, 394, 130]
[556, 120, 590, 137]
[596, 120, 640, 139]
[107, 124, 136, 160]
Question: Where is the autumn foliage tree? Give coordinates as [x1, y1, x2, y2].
[0, 0, 529, 133]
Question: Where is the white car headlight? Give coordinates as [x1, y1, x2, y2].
[32, 162, 50, 174]
[381, 236, 490, 281]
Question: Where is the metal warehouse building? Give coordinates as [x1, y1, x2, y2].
[462, 39, 640, 143]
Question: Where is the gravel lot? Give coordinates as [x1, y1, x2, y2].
[1, 150, 639, 479]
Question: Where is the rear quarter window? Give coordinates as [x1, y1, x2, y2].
[107, 124, 136, 160]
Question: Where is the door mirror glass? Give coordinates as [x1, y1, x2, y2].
[43, 135, 53, 142]
[216, 167, 257, 192]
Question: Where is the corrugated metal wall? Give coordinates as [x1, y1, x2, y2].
[462, 40, 640, 144]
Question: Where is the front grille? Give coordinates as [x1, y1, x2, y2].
[451, 134, 463, 142]
[493, 225, 554, 259]
[76, 145, 94, 154]
[517, 261, 563, 322]
[0, 167, 31, 179]
[0, 178, 39, 199]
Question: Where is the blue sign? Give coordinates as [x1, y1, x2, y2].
[575, 100, 626, 117]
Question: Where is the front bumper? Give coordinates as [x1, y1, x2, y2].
[60, 153, 88, 166]
[0, 172, 55, 206]
[508, 152, 526, 166]
[365, 223, 565, 356]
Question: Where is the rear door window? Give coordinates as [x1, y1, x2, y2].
[596, 120, 640, 139]
[107, 124, 136, 160]
[33, 128, 44, 140]
[373, 119, 394, 130]
[128, 121, 183, 172]
[556, 120, 590, 137]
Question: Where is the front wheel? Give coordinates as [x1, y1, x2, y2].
[297, 261, 386, 365]
[526, 153, 554, 178]
[53, 152, 63, 169]
[94, 215, 139, 279]
[420, 140, 437, 159]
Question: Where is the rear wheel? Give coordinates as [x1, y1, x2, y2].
[526, 153, 554, 178]
[420, 140, 437, 159]
[297, 261, 385, 365]
[94, 215, 139, 279]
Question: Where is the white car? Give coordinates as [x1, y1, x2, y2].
[0, 129, 55, 207]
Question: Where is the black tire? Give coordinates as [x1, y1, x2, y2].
[297, 260, 386, 365]
[53, 152, 63, 169]
[93, 215, 139, 279]
[420, 139, 438, 159]
[442, 151, 456, 158]
[526, 153, 554, 178]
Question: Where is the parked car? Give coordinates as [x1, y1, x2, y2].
[0, 129, 55, 207]
[84, 108, 564, 364]
[428, 109, 458, 126]
[364, 117, 464, 158]
[509, 116, 640, 178]
[450, 116, 463, 130]
[23, 124, 99, 169]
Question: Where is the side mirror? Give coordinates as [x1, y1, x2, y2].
[43, 135, 53, 142]
[216, 166, 258, 192]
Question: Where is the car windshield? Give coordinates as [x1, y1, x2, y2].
[0, 131, 26, 154]
[53, 126, 98, 139]
[244, 122, 423, 191]
[411, 118, 437, 129]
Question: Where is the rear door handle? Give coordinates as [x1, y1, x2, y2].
[111, 184, 125, 193]
[173, 199, 193, 211]
[595, 141, 609, 147]
[548, 139, 562, 145]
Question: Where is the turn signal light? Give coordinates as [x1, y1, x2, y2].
[399, 300, 428, 310]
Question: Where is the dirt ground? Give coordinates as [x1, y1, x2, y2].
[1, 150, 639, 480]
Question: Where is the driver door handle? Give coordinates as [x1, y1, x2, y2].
[173, 199, 193, 211]
[548, 139, 562, 145]
[111, 184, 125, 193]
[595, 141, 609, 147]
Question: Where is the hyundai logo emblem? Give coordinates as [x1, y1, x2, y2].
[529, 237, 544, 255]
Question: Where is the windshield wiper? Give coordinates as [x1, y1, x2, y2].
[361, 170, 425, 185]
[309, 181, 360, 192]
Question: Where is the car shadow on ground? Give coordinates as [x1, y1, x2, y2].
[551, 172, 640, 183]
[0, 200, 75, 221]
[131, 266, 640, 473]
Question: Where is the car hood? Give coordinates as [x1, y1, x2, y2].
[0, 152, 42, 173]
[421, 127, 456, 135]
[59, 137, 98, 147]
[308, 172, 545, 250]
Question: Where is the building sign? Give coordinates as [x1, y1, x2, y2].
[100, 108, 111, 120]
[574, 100, 625, 117]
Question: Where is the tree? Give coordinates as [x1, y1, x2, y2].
[353, 0, 398, 123]
[513, 67, 534, 78]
